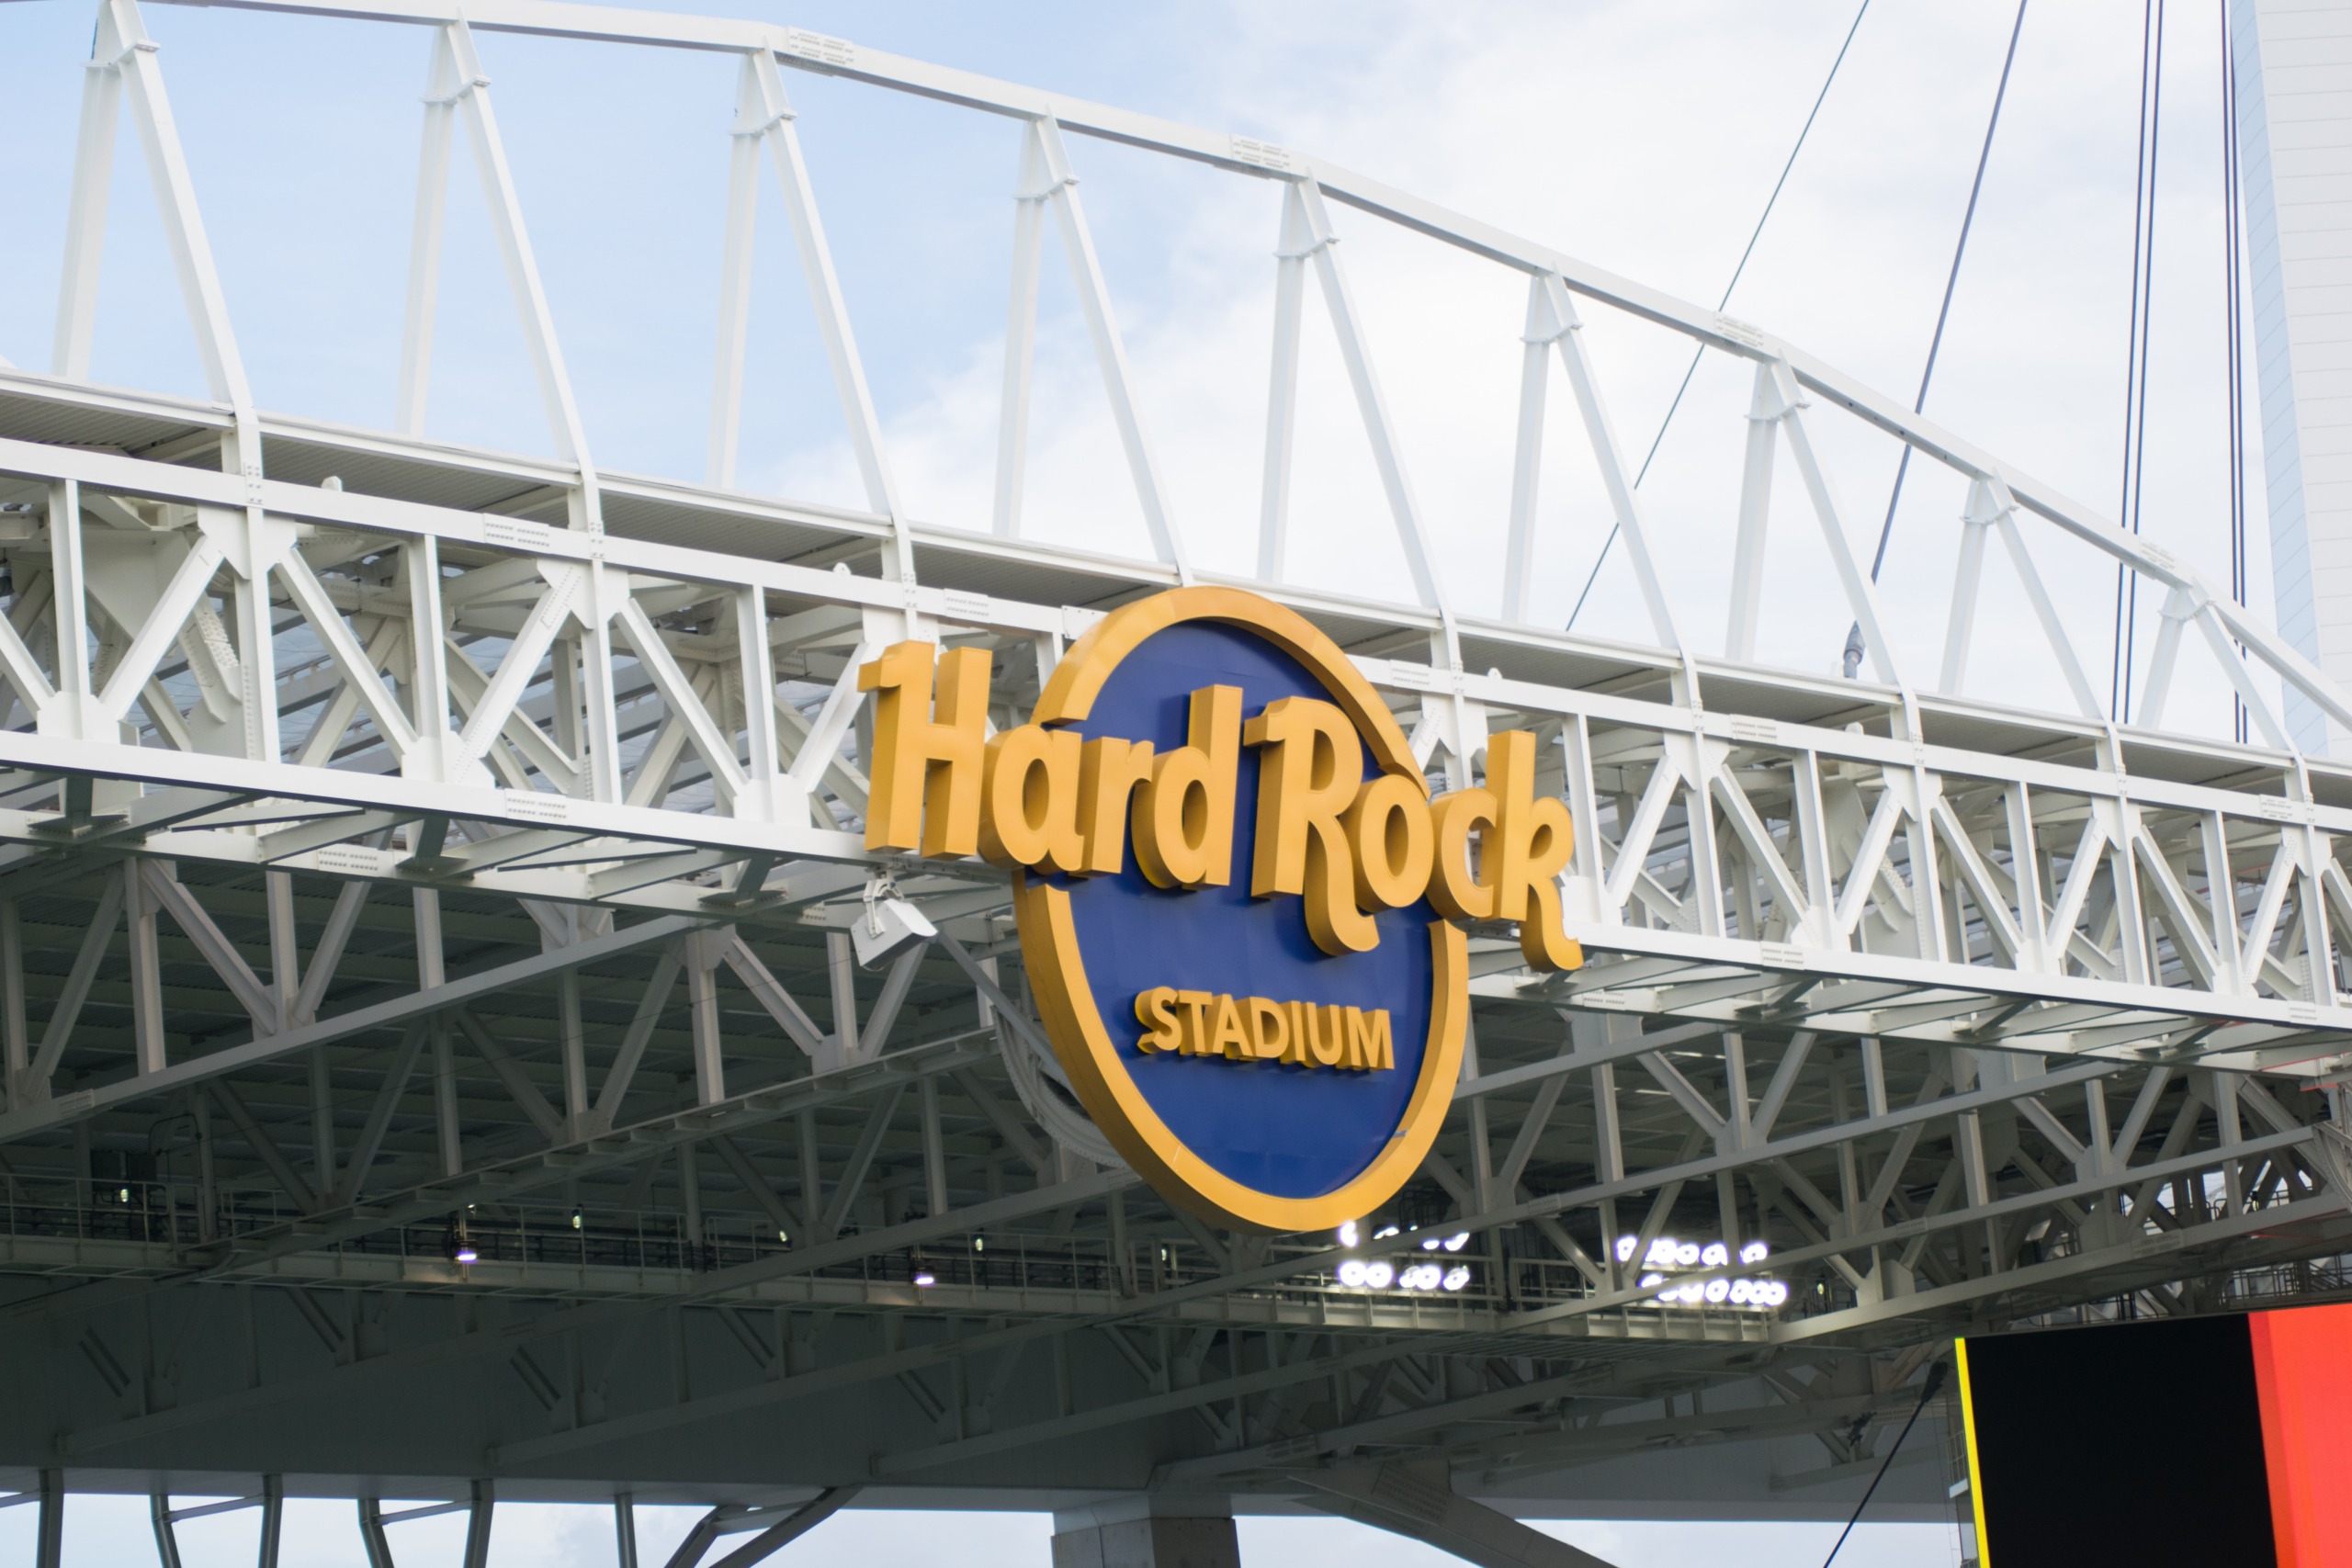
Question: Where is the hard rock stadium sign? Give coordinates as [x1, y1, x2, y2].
[859, 585, 1583, 1232]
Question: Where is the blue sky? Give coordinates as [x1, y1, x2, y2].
[0, 0, 2245, 1561]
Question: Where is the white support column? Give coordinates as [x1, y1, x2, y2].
[125, 855, 167, 1075]
[1257, 183, 1312, 584]
[1502, 273, 1565, 624]
[687, 928, 727, 1106]
[416, 884, 459, 1177]
[707, 56, 765, 488]
[46, 480, 95, 738]
[226, 510, 281, 763]
[52, 12, 127, 381]
[579, 567, 623, 804]
[1726, 363, 1779, 662]
[735, 583, 785, 822]
[404, 536, 451, 783]
[995, 124, 1048, 540]
[396, 29, 460, 435]
[1937, 479, 1997, 694]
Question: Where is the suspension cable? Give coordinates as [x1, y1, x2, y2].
[2222, 5, 2248, 742]
[1840, 0, 2030, 677]
[2111, 1, 2165, 721]
[1818, 1362, 1951, 1568]
[1564, 0, 1871, 631]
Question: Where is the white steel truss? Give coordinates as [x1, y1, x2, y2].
[1, 0, 2350, 1548]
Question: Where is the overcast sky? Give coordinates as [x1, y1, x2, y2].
[0, 0, 2247, 1561]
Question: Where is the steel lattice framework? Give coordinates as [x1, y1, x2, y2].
[2, 2, 2350, 1562]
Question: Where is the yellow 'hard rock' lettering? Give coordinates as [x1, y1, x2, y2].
[856, 643, 1582, 972]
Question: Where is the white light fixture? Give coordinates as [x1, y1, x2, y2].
[852, 886, 936, 967]
[1441, 1267, 1470, 1292]
[1701, 1242, 1729, 1268]
[1615, 1235, 1638, 1263]
[1337, 1259, 1369, 1289]
[1363, 1261, 1395, 1289]
[1442, 1232, 1469, 1252]
[1338, 1220, 1360, 1248]
[1739, 1240, 1770, 1265]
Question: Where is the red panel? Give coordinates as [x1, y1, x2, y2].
[2251, 1302, 2352, 1568]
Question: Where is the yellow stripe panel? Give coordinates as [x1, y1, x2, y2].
[1956, 1337, 1991, 1568]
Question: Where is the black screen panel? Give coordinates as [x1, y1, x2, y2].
[1965, 1315, 2274, 1568]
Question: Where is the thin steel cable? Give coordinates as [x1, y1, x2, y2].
[1564, 0, 1871, 631]
[1842, 0, 2030, 676]
[2222, 4, 2248, 742]
[2111, 1, 2165, 721]
[1869, 1, 2030, 580]
[1819, 1362, 1951, 1568]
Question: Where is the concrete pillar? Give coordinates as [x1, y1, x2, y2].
[1050, 1494, 1240, 1568]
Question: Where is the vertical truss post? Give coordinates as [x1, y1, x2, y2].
[48, 479, 94, 737]
[1503, 273, 1566, 623]
[396, 26, 459, 434]
[708, 55, 764, 488]
[581, 566, 623, 803]
[125, 857, 167, 1074]
[1591, 1055, 1623, 1287]
[1725, 363, 1779, 661]
[828, 931, 858, 1064]
[1257, 183, 1313, 583]
[559, 964, 589, 1134]
[736, 584, 786, 822]
[688, 928, 728, 1105]
[1938, 484, 1996, 695]
[53, 13, 126, 381]
[213, 504, 282, 766]
[403, 536, 452, 783]
[417, 886, 459, 1176]
[995, 121, 1048, 540]
[921, 1073, 948, 1217]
